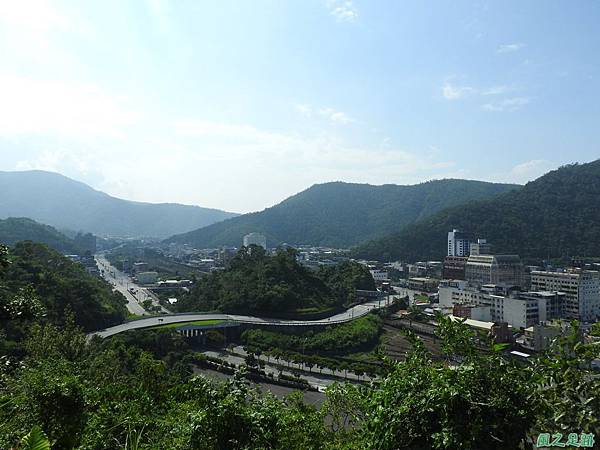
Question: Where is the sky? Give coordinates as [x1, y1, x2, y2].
[0, 0, 599, 213]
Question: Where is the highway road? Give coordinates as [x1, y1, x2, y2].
[95, 254, 170, 316]
[89, 297, 389, 339]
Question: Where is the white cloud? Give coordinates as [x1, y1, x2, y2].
[506, 159, 554, 183]
[497, 43, 525, 53]
[481, 85, 512, 96]
[293, 103, 355, 124]
[327, 1, 358, 22]
[0, 75, 141, 138]
[318, 107, 355, 124]
[482, 97, 530, 112]
[443, 83, 514, 100]
[442, 83, 475, 100]
[294, 104, 313, 117]
[16, 149, 95, 177]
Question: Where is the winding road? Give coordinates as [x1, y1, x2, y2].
[89, 297, 391, 339]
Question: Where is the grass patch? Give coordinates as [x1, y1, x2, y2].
[414, 294, 430, 303]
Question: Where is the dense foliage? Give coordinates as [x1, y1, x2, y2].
[0, 218, 81, 254]
[0, 242, 127, 358]
[175, 247, 375, 316]
[1, 312, 598, 449]
[242, 314, 382, 355]
[166, 179, 517, 248]
[355, 160, 600, 261]
[0, 170, 237, 238]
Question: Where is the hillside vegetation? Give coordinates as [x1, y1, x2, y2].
[166, 179, 518, 248]
[174, 246, 376, 316]
[0, 170, 238, 238]
[0, 217, 82, 254]
[0, 242, 127, 358]
[354, 160, 600, 261]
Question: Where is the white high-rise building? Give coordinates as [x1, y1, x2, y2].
[530, 270, 600, 322]
[447, 229, 470, 257]
[243, 232, 267, 250]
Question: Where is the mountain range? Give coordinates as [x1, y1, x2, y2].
[353, 160, 600, 261]
[0, 170, 238, 238]
[165, 179, 519, 248]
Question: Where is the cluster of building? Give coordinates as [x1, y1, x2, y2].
[436, 229, 600, 349]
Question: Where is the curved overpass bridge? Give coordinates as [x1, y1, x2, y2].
[90, 298, 388, 339]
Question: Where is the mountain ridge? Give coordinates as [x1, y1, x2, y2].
[353, 160, 600, 261]
[166, 178, 519, 248]
[0, 170, 238, 238]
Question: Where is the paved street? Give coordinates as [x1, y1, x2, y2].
[95, 254, 147, 316]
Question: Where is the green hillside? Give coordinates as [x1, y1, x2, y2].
[166, 179, 518, 248]
[0, 217, 81, 254]
[0, 241, 127, 354]
[354, 160, 600, 261]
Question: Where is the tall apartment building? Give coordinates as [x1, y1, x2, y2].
[243, 232, 267, 250]
[530, 270, 600, 322]
[447, 229, 470, 257]
[465, 254, 523, 287]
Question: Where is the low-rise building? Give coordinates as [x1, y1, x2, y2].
[465, 254, 523, 287]
[408, 277, 439, 292]
[442, 256, 468, 280]
[523, 321, 583, 352]
[370, 269, 389, 282]
[469, 239, 492, 256]
[438, 280, 565, 329]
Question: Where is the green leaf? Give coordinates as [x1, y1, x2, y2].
[20, 426, 51, 450]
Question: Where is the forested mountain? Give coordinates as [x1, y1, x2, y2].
[0, 241, 127, 354]
[174, 246, 375, 316]
[354, 160, 600, 261]
[0, 217, 81, 254]
[0, 170, 238, 238]
[166, 179, 518, 248]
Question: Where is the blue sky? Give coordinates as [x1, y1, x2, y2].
[0, 0, 599, 213]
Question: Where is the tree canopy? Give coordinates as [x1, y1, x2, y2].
[0, 241, 127, 358]
[175, 247, 375, 316]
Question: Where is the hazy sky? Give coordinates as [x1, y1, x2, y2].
[0, 1, 599, 213]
